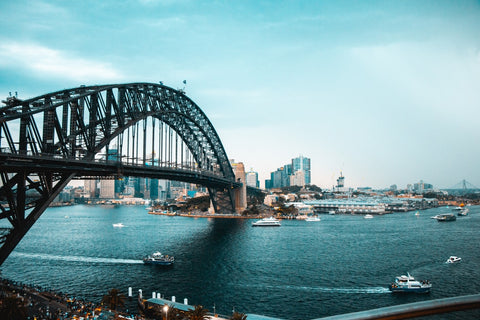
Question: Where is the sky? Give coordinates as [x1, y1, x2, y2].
[0, 0, 479, 189]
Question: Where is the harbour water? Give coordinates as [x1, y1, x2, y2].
[1, 205, 480, 319]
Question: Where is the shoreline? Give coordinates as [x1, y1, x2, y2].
[148, 211, 263, 219]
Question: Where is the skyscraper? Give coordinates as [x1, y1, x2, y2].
[246, 169, 259, 188]
[292, 155, 311, 185]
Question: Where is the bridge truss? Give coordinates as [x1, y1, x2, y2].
[0, 83, 241, 265]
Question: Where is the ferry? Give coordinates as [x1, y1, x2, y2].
[389, 273, 431, 293]
[252, 217, 281, 227]
[143, 252, 174, 266]
[435, 214, 456, 222]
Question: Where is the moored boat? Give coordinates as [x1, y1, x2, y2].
[252, 217, 281, 227]
[305, 216, 321, 222]
[143, 252, 174, 265]
[364, 214, 373, 219]
[389, 273, 431, 293]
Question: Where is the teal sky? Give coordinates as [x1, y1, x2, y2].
[1, 0, 479, 189]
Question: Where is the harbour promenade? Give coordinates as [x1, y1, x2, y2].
[0, 277, 138, 319]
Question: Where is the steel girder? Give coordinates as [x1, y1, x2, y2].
[0, 83, 239, 266]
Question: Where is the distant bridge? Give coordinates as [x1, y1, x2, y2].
[0, 83, 244, 265]
[448, 179, 479, 191]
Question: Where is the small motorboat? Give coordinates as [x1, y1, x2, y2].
[113, 223, 124, 227]
[458, 208, 469, 216]
[389, 273, 431, 293]
[252, 217, 281, 227]
[143, 252, 174, 265]
[446, 256, 462, 264]
[305, 216, 321, 222]
[364, 214, 373, 219]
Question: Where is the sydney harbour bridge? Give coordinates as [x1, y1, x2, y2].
[0, 83, 246, 266]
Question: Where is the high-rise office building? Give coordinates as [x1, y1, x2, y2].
[246, 170, 259, 188]
[265, 156, 311, 189]
[292, 155, 311, 185]
[84, 179, 98, 198]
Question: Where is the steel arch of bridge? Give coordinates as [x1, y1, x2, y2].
[0, 83, 241, 266]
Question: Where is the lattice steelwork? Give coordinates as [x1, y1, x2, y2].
[0, 83, 240, 265]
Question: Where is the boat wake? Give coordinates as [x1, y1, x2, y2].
[241, 284, 390, 294]
[12, 252, 143, 265]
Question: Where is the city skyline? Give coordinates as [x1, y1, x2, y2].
[1, 1, 479, 189]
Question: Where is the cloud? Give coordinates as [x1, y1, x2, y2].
[0, 41, 124, 83]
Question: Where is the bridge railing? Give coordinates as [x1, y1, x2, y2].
[313, 293, 480, 320]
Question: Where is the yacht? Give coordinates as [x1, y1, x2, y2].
[143, 252, 174, 265]
[389, 273, 431, 293]
[305, 216, 321, 222]
[446, 256, 462, 264]
[252, 217, 281, 227]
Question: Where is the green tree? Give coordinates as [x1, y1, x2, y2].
[230, 311, 248, 320]
[101, 288, 126, 311]
[186, 305, 209, 320]
[0, 295, 28, 320]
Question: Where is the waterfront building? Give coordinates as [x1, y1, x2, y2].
[305, 198, 387, 214]
[99, 179, 115, 198]
[264, 194, 279, 206]
[246, 169, 259, 188]
[84, 179, 97, 198]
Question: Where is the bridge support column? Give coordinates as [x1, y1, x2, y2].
[231, 161, 247, 213]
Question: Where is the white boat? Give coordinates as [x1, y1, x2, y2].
[143, 252, 174, 265]
[458, 208, 469, 216]
[389, 273, 431, 293]
[364, 214, 373, 219]
[252, 217, 281, 227]
[328, 210, 336, 215]
[415, 211, 420, 216]
[305, 216, 321, 222]
[113, 223, 124, 228]
[446, 256, 461, 264]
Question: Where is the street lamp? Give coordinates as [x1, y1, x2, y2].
[163, 304, 169, 320]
